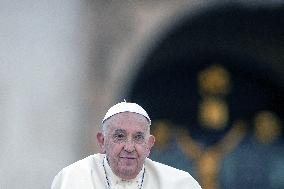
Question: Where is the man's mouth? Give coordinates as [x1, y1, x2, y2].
[120, 156, 136, 159]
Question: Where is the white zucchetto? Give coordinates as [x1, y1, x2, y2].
[102, 101, 151, 124]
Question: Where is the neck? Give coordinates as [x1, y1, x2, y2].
[103, 156, 146, 189]
[106, 157, 142, 180]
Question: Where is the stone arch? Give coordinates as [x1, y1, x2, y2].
[127, 2, 284, 132]
[125, 3, 284, 189]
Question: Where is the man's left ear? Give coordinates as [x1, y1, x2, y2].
[147, 135, 155, 153]
[97, 132, 106, 153]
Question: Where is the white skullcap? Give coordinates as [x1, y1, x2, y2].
[102, 101, 151, 124]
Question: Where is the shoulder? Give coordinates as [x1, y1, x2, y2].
[51, 153, 104, 188]
[145, 158, 202, 189]
[145, 158, 190, 176]
[60, 153, 103, 173]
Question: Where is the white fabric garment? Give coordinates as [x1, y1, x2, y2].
[51, 153, 202, 189]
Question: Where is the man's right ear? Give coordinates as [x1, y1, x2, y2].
[96, 132, 106, 153]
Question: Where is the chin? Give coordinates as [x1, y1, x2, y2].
[118, 167, 138, 179]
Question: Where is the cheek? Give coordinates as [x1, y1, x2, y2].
[106, 142, 123, 157]
[136, 144, 151, 158]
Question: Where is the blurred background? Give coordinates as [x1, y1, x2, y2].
[0, 0, 283, 189]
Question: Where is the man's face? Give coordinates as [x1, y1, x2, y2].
[97, 112, 155, 180]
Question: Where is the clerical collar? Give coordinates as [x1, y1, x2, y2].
[103, 155, 145, 188]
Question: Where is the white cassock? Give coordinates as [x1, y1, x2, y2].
[51, 153, 202, 189]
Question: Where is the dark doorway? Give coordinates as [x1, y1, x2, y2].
[128, 4, 284, 189]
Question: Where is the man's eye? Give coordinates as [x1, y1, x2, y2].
[134, 134, 144, 143]
[113, 133, 126, 142]
[117, 134, 125, 139]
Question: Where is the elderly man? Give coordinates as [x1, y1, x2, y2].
[51, 102, 202, 189]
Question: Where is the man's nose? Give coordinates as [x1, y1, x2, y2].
[124, 138, 135, 152]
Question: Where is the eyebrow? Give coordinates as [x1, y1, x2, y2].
[113, 129, 126, 134]
[134, 131, 145, 136]
[112, 129, 145, 136]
